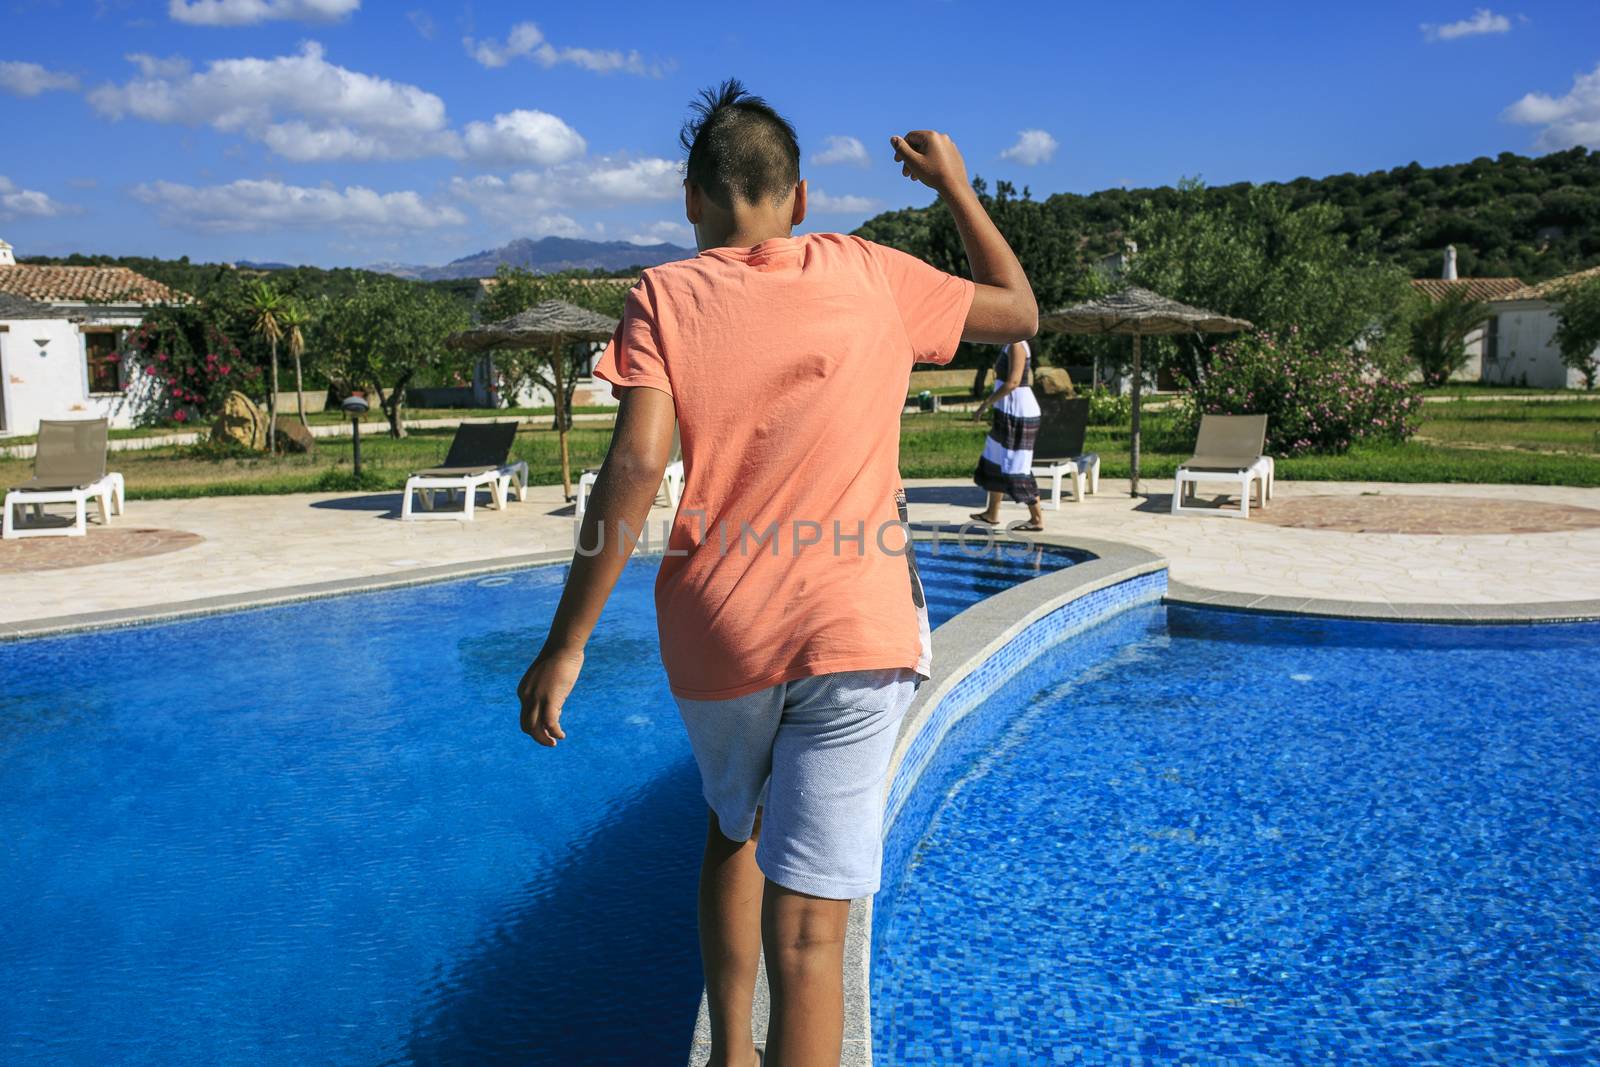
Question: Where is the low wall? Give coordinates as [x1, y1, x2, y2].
[687, 533, 1167, 1066]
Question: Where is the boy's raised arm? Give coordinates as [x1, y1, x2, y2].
[891, 130, 1038, 343]
[516, 384, 676, 747]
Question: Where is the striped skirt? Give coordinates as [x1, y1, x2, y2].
[973, 386, 1040, 504]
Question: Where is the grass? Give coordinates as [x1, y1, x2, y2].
[4, 397, 1597, 497]
[1420, 383, 1596, 399]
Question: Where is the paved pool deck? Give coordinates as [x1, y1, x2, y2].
[3, 476, 1600, 636]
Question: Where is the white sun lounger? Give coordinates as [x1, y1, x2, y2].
[1171, 414, 1274, 519]
[3, 419, 124, 539]
[401, 421, 527, 521]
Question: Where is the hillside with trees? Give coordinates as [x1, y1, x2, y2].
[856, 146, 1600, 286]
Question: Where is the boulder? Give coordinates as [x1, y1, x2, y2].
[273, 420, 316, 454]
[1033, 366, 1075, 397]
[212, 390, 267, 451]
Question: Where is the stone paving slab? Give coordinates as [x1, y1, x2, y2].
[3, 477, 1600, 632]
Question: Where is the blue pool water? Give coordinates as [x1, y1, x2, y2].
[0, 544, 1071, 1067]
[874, 605, 1600, 1065]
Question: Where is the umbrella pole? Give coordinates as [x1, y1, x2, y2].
[551, 347, 571, 500]
[1130, 334, 1142, 497]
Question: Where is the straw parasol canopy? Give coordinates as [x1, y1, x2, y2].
[444, 300, 620, 499]
[444, 300, 618, 352]
[1040, 286, 1252, 496]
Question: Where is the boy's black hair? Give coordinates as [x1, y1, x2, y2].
[679, 78, 801, 210]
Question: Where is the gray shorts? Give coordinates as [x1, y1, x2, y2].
[674, 667, 919, 900]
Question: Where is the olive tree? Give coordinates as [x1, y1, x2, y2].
[321, 279, 470, 437]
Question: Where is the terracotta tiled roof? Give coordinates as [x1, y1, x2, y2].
[0, 264, 190, 306]
[1409, 277, 1527, 303]
[1499, 264, 1600, 302]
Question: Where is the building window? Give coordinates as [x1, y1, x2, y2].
[85, 331, 122, 394]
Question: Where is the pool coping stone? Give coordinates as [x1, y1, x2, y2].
[1164, 578, 1600, 623]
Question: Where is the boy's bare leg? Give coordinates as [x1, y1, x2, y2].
[761, 883, 851, 1067]
[699, 810, 765, 1067]
[971, 490, 1003, 524]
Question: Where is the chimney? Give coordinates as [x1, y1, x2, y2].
[0, 239, 13, 267]
[1443, 245, 1458, 281]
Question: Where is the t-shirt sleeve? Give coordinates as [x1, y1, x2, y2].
[866, 240, 976, 365]
[592, 280, 673, 398]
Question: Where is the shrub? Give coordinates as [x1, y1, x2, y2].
[123, 307, 260, 421]
[1554, 275, 1600, 389]
[1181, 330, 1423, 456]
[1409, 288, 1491, 387]
[1085, 384, 1131, 425]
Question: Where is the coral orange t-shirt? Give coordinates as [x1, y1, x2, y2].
[592, 232, 975, 700]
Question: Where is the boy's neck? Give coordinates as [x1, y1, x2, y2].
[694, 194, 798, 253]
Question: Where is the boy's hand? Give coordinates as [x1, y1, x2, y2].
[891, 131, 968, 197]
[517, 647, 584, 747]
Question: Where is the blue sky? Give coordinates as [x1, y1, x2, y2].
[1, 0, 1597, 268]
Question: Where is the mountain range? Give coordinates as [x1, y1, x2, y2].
[364, 236, 694, 281]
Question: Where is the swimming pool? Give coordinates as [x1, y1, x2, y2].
[873, 605, 1600, 1065]
[0, 544, 1073, 1067]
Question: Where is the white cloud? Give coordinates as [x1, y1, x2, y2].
[407, 9, 435, 39]
[812, 135, 870, 167]
[999, 129, 1058, 166]
[1422, 8, 1512, 41]
[0, 61, 80, 97]
[464, 21, 667, 77]
[807, 189, 881, 214]
[126, 53, 192, 79]
[462, 110, 587, 167]
[449, 157, 682, 225]
[0, 176, 73, 219]
[1505, 61, 1600, 150]
[131, 178, 465, 232]
[625, 220, 693, 246]
[168, 0, 359, 26]
[88, 42, 457, 162]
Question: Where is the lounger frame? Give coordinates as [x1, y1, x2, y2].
[401, 461, 528, 521]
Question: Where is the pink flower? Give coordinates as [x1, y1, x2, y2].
[220, 364, 232, 375]
[173, 409, 188, 423]
[156, 352, 168, 362]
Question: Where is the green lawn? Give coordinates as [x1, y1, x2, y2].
[4, 396, 1597, 497]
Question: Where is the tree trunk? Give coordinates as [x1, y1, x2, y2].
[551, 350, 571, 499]
[294, 352, 308, 429]
[267, 337, 280, 455]
[384, 370, 414, 438]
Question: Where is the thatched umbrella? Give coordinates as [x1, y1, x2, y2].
[1041, 287, 1251, 496]
[445, 300, 619, 499]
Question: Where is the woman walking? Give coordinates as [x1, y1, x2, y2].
[971, 339, 1045, 530]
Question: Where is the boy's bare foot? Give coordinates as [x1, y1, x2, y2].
[705, 1046, 760, 1067]
[969, 511, 998, 525]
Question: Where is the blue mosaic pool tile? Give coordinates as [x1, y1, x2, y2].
[883, 570, 1167, 836]
[871, 603, 1600, 1065]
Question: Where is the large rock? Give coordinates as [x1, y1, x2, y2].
[273, 420, 316, 454]
[1033, 366, 1075, 397]
[212, 390, 267, 451]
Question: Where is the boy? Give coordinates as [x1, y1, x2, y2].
[517, 81, 1035, 1066]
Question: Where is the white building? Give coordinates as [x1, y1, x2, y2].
[0, 239, 189, 436]
[1484, 265, 1600, 389]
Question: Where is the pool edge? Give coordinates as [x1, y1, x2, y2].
[0, 549, 577, 641]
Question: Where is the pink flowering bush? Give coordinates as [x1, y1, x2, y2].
[1179, 330, 1422, 456]
[123, 308, 260, 422]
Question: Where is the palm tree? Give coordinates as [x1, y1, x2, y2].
[279, 301, 311, 429]
[1410, 288, 1491, 388]
[247, 282, 286, 452]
